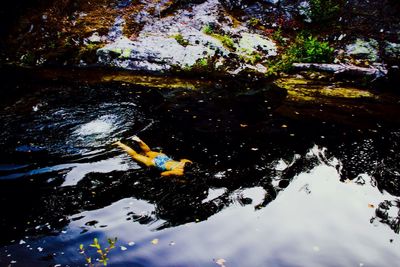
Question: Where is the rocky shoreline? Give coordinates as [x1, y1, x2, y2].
[1, 0, 399, 87]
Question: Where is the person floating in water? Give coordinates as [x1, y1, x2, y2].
[114, 136, 192, 176]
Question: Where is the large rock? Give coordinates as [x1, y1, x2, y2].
[220, 0, 300, 27]
[384, 41, 400, 62]
[97, 0, 277, 75]
[97, 35, 219, 71]
[345, 38, 379, 62]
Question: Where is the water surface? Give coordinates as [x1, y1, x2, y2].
[0, 68, 399, 267]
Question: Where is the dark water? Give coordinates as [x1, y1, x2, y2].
[0, 68, 400, 267]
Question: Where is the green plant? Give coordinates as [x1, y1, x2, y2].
[210, 34, 235, 50]
[201, 24, 235, 50]
[287, 34, 334, 63]
[20, 52, 36, 65]
[265, 33, 334, 75]
[196, 58, 209, 68]
[248, 18, 260, 27]
[202, 24, 213, 35]
[220, 35, 235, 50]
[242, 52, 263, 65]
[272, 28, 286, 46]
[193, 57, 211, 71]
[183, 57, 213, 72]
[79, 237, 117, 267]
[173, 34, 190, 46]
[306, 0, 341, 22]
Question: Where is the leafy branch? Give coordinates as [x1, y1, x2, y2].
[79, 237, 117, 267]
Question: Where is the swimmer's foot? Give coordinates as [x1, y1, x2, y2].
[131, 135, 142, 142]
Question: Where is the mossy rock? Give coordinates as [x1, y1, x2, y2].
[275, 77, 376, 102]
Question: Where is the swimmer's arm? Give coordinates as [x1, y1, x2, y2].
[132, 136, 152, 152]
[161, 169, 184, 176]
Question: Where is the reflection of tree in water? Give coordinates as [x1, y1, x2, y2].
[331, 131, 400, 234]
[371, 158, 400, 234]
[372, 200, 400, 234]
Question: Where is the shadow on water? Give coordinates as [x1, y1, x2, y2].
[0, 67, 400, 266]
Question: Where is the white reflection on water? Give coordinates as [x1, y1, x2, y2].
[73, 115, 118, 137]
[61, 156, 138, 186]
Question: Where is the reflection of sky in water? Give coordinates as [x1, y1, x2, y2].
[0, 155, 139, 185]
[60, 156, 139, 186]
[5, 148, 399, 267]
[102, 164, 397, 267]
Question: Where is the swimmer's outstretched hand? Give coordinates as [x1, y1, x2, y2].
[113, 140, 123, 146]
[131, 135, 142, 142]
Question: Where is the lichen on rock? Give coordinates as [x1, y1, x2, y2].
[238, 32, 277, 56]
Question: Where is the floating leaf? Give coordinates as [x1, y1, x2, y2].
[215, 258, 226, 267]
[151, 239, 159, 245]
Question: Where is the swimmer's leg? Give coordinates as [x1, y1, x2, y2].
[114, 141, 154, 167]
